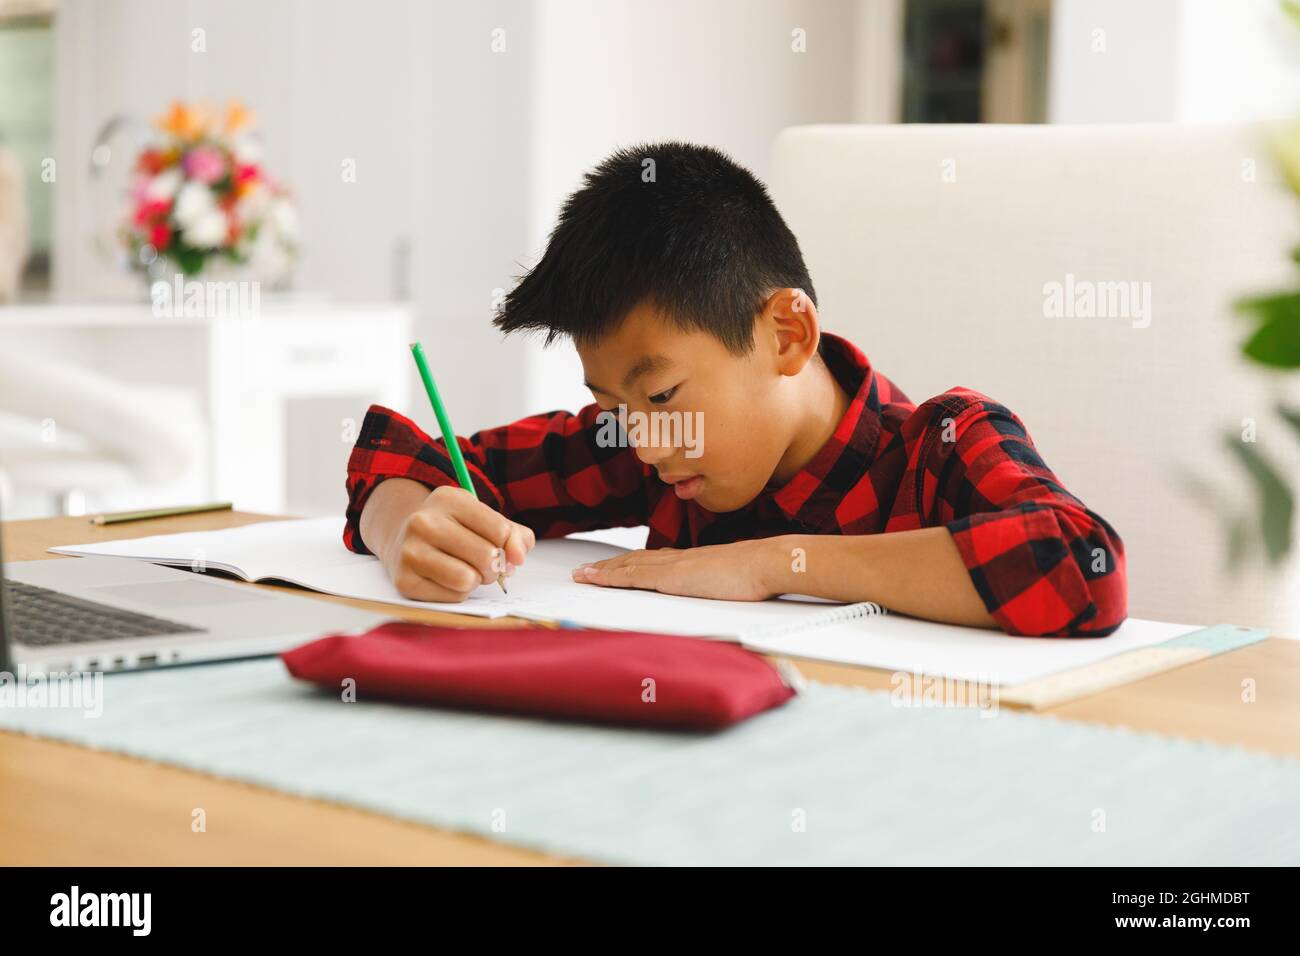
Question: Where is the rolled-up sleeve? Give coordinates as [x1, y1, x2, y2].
[916, 392, 1128, 637]
[343, 403, 652, 554]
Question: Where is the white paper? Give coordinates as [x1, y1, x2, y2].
[52, 517, 1203, 679]
[49, 517, 849, 640]
[741, 612, 1198, 685]
[50, 517, 616, 618]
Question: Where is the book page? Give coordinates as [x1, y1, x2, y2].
[49, 517, 846, 637]
[741, 612, 1198, 685]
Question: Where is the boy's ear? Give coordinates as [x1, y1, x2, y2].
[760, 288, 820, 375]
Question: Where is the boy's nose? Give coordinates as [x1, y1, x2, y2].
[633, 441, 674, 467]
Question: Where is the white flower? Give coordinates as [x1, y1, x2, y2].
[145, 168, 182, 201]
[183, 210, 229, 248]
[173, 181, 216, 229]
[269, 198, 298, 240]
[235, 182, 270, 221]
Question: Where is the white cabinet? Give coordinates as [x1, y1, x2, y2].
[0, 301, 412, 517]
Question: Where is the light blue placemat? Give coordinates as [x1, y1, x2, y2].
[2, 659, 1297, 865]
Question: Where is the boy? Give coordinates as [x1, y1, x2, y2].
[345, 142, 1126, 637]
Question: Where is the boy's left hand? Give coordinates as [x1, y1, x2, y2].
[571, 539, 778, 601]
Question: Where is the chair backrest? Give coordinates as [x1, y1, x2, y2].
[769, 123, 1300, 634]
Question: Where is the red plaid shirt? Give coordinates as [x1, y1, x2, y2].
[345, 333, 1127, 637]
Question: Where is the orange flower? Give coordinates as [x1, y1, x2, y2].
[223, 100, 254, 135]
[156, 101, 210, 141]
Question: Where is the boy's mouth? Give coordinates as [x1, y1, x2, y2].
[660, 473, 704, 500]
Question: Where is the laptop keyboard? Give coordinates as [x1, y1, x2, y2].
[3, 578, 205, 646]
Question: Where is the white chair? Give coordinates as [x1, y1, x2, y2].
[769, 123, 1300, 635]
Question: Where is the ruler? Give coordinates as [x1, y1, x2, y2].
[999, 624, 1270, 710]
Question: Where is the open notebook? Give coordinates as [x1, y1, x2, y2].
[49, 516, 1199, 684]
[48, 517, 886, 642]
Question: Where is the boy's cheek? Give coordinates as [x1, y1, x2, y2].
[695, 471, 763, 514]
[704, 432, 774, 505]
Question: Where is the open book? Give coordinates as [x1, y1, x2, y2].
[50, 517, 1198, 683]
[49, 517, 885, 642]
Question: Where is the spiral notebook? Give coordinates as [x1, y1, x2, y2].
[514, 590, 889, 643]
[49, 517, 1200, 684]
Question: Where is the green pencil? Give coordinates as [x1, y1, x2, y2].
[409, 341, 508, 594]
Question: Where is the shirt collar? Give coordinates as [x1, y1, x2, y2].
[763, 332, 887, 526]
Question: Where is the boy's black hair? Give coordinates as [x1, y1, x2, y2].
[494, 141, 817, 355]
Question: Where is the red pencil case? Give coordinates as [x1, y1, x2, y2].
[281, 621, 798, 730]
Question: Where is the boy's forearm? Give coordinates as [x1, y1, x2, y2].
[357, 477, 432, 561]
[763, 528, 998, 629]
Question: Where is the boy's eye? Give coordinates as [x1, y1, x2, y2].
[649, 385, 678, 405]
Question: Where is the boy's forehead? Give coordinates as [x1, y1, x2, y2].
[576, 313, 702, 391]
[578, 311, 679, 364]
[584, 304, 680, 351]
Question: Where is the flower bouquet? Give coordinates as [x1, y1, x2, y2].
[123, 100, 297, 282]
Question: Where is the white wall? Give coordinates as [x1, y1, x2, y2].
[1048, 0, 1182, 123]
[54, 0, 429, 300]
[399, 0, 536, 434]
[47, 0, 1300, 431]
[49, 0, 875, 434]
[521, 0, 864, 415]
[1177, 0, 1300, 122]
[1050, 0, 1300, 123]
[51, 0, 535, 435]
[48, 0, 1300, 431]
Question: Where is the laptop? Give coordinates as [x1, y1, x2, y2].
[0, 497, 385, 675]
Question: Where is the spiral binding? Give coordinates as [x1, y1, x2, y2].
[746, 601, 887, 643]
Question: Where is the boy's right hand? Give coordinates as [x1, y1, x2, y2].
[381, 485, 536, 602]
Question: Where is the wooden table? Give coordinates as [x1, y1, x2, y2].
[3, 512, 1298, 865]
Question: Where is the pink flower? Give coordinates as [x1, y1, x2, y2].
[182, 145, 228, 184]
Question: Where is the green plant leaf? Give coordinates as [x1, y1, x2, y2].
[1278, 402, 1300, 439]
[1223, 431, 1295, 563]
[1236, 290, 1300, 321]
[1237, 294, 1300, 367]
[1227, 513, 1253, 572]
[1175, 467, 1257, 574]
[1267, 118, 1300, 196]
[1176, 467, 1229, 513]
[175, 246, 205, 276]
